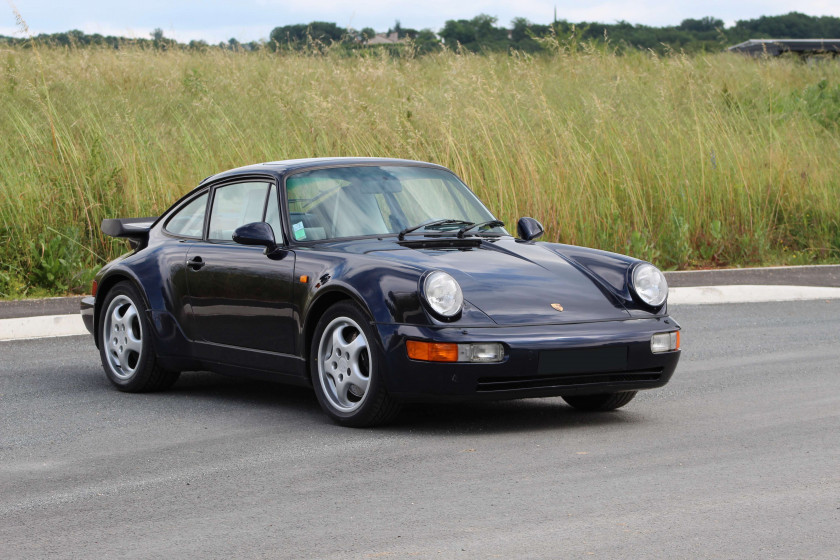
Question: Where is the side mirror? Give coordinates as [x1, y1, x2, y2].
[233, 222, 277, 253]
[516, 217, 545, 241]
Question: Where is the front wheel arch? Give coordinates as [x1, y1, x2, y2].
[303, 288, 374, 370]
[309, 300, 401, 427]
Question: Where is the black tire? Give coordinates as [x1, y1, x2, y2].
[98, 281, 180, 392]
[562, 391, 637, 411]
[309, 301, 401, 427]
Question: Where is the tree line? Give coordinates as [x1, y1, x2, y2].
[2, 12, 840, 55]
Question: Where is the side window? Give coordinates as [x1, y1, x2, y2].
[208, 182, 270, 242]
[164, 192, 208, 238]
[264, 185, 284, 243]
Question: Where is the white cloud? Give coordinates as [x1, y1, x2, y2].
[77, 22, 146, 39]
[162, 25, 270, 44]
[0, 26, 23, 36]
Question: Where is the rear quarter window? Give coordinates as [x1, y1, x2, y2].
[164, 192, 208, 238]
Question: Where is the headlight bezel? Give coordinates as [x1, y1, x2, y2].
[630, 262, 668, 308]
[419, 270, 463, 321]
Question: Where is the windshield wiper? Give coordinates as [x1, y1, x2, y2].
[456, 220, 505, 238]
[398, 219, 473, 240]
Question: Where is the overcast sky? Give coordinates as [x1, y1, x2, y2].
[4, 1, 840, 44]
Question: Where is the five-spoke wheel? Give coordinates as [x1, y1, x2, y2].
[317, 316, 372, 413]
[103, 294, 144, 380]
[310, 301, 401, 427]
[98, 282, 180, 392]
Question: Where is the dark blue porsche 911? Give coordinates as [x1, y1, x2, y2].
[81, 158, 680, 426]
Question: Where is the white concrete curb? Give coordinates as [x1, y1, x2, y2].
[669, 285, 840, 305]
[665, 263, 840, 274]
[0, 314, 88, 342]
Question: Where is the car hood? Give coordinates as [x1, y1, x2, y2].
[345, 237, 631, 325]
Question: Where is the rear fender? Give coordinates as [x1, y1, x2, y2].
[94, 264, 193, 362]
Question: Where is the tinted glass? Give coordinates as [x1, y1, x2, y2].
[165, 192, 208, 238]
[285, 166, 504, 241]
[208, 182, 270, 241]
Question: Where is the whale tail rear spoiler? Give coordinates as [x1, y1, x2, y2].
[100, 217, 158, 250]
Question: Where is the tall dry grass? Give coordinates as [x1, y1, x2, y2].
[1, 44, 839, 296]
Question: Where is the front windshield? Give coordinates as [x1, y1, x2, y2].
[285, 165, 507, 241]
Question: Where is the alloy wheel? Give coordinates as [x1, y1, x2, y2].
[317, 316, 372, 412]
[103, 294, 144, 380]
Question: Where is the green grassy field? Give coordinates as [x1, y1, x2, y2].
[1, 45, 839, 297]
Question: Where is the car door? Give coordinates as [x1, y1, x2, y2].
[185, 179, 297, 371]
[160, 190, 210, 333]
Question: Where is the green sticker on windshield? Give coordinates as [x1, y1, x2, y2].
[293, 221, 306, 240]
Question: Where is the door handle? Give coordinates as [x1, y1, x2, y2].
[188, 256, 205, 270]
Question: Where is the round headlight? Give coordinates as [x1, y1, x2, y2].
[632, 263, 668, 307]
[422, 271, 463, 318]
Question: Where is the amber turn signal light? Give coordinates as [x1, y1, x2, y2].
[406, 341, 505, 362]
[406, 340, 459, 362]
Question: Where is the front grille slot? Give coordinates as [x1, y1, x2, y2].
[476, 369, 663, 392]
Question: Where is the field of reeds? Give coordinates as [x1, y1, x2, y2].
[1, 43, 840, 297]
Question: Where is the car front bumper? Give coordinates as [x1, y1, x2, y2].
[376, 316, 680, 401]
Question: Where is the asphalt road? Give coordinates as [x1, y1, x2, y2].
[1, 301, 838, 559]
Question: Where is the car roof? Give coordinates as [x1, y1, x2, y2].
[199, 157, 450, 185]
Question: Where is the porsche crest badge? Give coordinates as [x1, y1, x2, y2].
[551, 303, 564, 312]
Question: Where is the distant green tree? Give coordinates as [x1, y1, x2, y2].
[679, 17, 724, 32]
[440, 14, 509, 52]
[150, 28, 174, 50]
[269, 21, 347, 50]
[412, 29, 442, 54]
[510, 17, 550, 52]
[728, 11, 840, 42]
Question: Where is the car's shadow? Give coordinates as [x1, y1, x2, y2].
[390, 400, 642, 435]
[162, 371, 642, 435]
[165, 371, 321, 415]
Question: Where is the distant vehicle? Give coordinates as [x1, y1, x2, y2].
[728, 38, 840, 57]
[81, 158, 680, 426]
